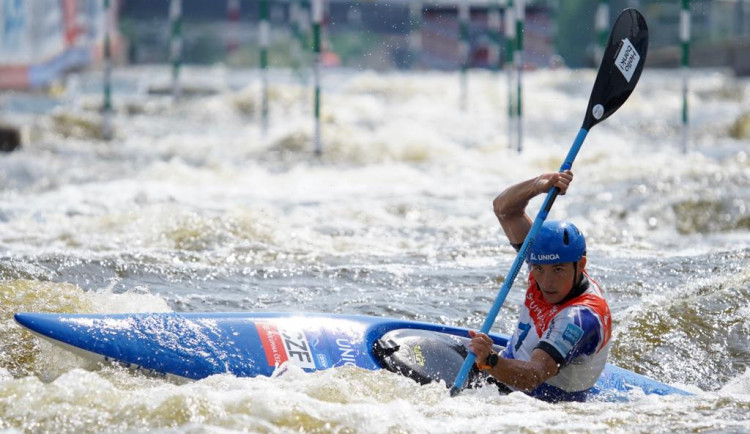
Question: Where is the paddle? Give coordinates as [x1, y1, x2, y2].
[449, 8, 649, 397]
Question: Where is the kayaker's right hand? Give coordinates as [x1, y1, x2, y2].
[535, 170, 573, 196]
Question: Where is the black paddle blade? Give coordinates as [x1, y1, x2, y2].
[582, 8, 649, 131]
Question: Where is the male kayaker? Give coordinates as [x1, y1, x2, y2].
[468, 170, 612, 402]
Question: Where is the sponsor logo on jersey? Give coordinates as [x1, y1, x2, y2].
[562, 323, 584, 346]
[255, 321, 316, 369]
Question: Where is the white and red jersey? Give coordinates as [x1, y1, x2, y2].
[501, 270, 612, 400]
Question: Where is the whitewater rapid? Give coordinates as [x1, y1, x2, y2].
[1, 65, 749, 432]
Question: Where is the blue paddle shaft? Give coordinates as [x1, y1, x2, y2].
[449, 128, 589, 397]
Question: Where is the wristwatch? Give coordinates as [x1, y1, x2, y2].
[486, 352, 499, 368]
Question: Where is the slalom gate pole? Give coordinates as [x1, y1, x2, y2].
[680, 0, 691, 153]
[488, 1, 502, 72]
[505, 0, 515, 150]
[169, 0, 182, 102]
[459, 2, 470, 112]
[102, 0, 113, 140]
[312, 0, 323, 156]
[514, 0, 524, 153]
[260, 0, 270, 136]
[227, 0, 240, 55]
[410, 1, 423, 67]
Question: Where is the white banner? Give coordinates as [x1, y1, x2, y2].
[0, 0, 66, 66]
[27, 0, 66, 61]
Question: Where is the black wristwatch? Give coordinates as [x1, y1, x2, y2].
[486, 352, 499, 368]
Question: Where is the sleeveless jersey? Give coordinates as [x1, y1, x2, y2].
[500, 270, 612, 402]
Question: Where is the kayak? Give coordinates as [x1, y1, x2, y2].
[14, 311, 690, 401]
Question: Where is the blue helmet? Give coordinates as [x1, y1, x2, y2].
[527, 220, 586, 265]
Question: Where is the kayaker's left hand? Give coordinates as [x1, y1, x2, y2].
[468, 330, 493, 366]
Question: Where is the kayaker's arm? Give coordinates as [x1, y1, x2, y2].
[468, 330, 559, 392]
[493, 171, 574, 245]
[483, 349, 560, 392]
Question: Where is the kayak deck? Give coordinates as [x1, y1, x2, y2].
[14, 311, 691, 400]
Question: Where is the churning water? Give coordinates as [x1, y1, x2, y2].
[1, 65, 749, 432]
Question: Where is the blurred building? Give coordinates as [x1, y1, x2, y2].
[119, 0, 556, 70]
[3, 0, 750, 87]
[118, 0, 750, 75]
[0, 0, 125, 90]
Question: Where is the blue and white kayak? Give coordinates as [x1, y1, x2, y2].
[14, 312, 690, 401]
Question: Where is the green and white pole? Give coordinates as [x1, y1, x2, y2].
[594, 0, 609, 66]
[409, 1, 423, 67]
[488, 0, 502, 72]
[290, 0, 302, 69]
[260, 0, 269, 136]
[459, 2, 470, 112]
[514, 0, 524, 153]
[102, 0, 113, 140]
[505, 0, 515, 150]
[169, 0, 182, 101]
[680, 0, 690, 153]
[291, 0, 310, 87]
[312, 0, 323, 155]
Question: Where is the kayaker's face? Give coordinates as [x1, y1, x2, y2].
[531, 259, 584, 304]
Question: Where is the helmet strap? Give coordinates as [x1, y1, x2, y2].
[560, 263, 589, 305]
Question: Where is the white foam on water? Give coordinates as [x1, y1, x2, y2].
[1, 66, 749, 432]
